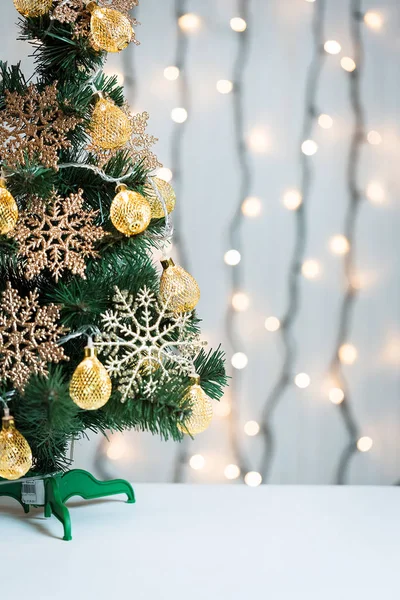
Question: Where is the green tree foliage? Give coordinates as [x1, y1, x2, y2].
[0, 9, 226, 474]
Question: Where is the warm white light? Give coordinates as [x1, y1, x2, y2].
[215, 400, 231, 417]
[295, 373, 311, 389]
[156, 167, 173, 182]
[338, 343, 358, 365]
[318, 114, 333, 129]
[364, 11, 383, 30]
[301, 259, 321, 279]
[178, 13, 201, 32]
[231, 352, 248, 370]
[115, 71, 125, 86]
[247, 130, 269, 153]
[244, 471, 262, 487]
[171, 107, 188, 123]
[305, 0, 316, 2]
[301, 139, 318, 156]
[224, 464, 241, 480]
[324, 40, 342, 55]
[230, 17, 247, 32]
[283, 189, 302, 211]
[232, 292, 250, 312]
[341, 57, 356, 72]
[265, 316, 281, 332]
[190, 454, 205, 470]
[357, 436, 373, 452]
[367, 130, 382, 145]
[224, 249, 241, 266]
[350, 270, 376, 291]
[329, 387, 345, 405]
[164, 66, 180, 81]
[366, 181, 385, 204]
[241, 196, 262, 218]
[329, 234, 350, 255]
[244, 420, 260, 436]
[104, 69, 124, 86]
[107, 436, 128, 460]
[217, 79, 233, 94]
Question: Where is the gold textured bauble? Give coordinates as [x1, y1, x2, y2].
[70, 346, 112, 410]
[110, 185, 152, 236]
[0, 412, 32, 481]
[91, 97, 132, 150]
[178, 377, 213, 436]
[0, 180, 18, 235]
[146, 177, 176, 219]
[159, 258, 200, 312]
[88, 2, 133, 53]
[13, 0, 53, 17]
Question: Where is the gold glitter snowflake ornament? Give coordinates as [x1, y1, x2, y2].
[96, 287, 204, 402]
[0, 284, 68, 392]
[0, 83, 81, 171]
[9, 189, 106, 282]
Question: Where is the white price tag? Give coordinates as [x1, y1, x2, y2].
[21, 480, 45, 505]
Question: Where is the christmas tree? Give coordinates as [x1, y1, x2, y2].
[0, 0, 226, 528]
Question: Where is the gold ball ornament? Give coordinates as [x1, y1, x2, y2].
[159, 258, 200, 313]
[146, 177, 176, 219]
[111, 184, 152, 236]
[70, 344, 112, 410]
[178, 376, 213, 436]
[91, 96, 132, 150]
[0, 409, 32, 481]
[87, 2, 133, 53]
[0, 180, 18, 235]
[13, 0, 53, 17]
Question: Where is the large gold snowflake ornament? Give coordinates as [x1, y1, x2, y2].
[0, 83, 81, 170]
[0, 284, 68, 392]
[9, 190, 106, 282]
[96, 287, 204, 402]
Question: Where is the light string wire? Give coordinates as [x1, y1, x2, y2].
[170, 0, 193, 483]
[224, 0, 253, 478]
[258, 0, 326, 482]
[330, 0, 366, 484]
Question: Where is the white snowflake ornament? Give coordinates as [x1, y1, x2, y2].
[96, 286, 205, 402]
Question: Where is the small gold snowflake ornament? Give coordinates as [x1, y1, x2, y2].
[9, 189, 106, 282]
[0, 283, 68, 392]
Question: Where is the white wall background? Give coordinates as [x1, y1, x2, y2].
[1, 0, 399, 485]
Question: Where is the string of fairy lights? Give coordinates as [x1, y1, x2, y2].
[99, 0, 389, 485]
[255, 0, 328, 483]
[327, 0, 380, 484]
[223, 0, 253, 482]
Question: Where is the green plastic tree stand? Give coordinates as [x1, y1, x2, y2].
[0, 469, 135, 541]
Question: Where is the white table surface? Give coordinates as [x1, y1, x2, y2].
[0, 484, 398, 599]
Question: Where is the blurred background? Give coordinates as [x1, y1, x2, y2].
[2, 0, 399, 486]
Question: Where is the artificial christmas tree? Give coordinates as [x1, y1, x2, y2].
[0, 0, 226, 540]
